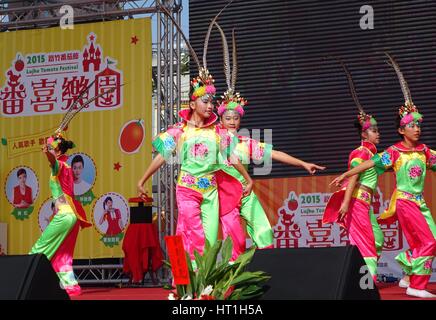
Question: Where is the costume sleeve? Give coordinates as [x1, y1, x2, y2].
[152, 124, 183, 160]
[372, 147, 395, 175]
[215, 127, 239, 160]
[426, 149, 436, 172]
[247, 138, 273, 164]
[51, 159, 64, 177]
[349, 148, 370, 170]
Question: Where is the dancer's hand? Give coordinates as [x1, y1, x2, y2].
[243, 179, 253, 197]
[339, 202, 349, 220]
[137, 184, 148, 200]
[303, 163, 326, 175]
[330, 174, 346, 187]
[41, 144, 49, 153]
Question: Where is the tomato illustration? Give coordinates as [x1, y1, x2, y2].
[287, 196, 299, 211]
[15, 56, 24, 72]
[119, 119, 145, 154]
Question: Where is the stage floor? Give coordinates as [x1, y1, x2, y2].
[71, 287, 169, 300]
[377, 283, 436, 300]
[71, 283, 436, 300]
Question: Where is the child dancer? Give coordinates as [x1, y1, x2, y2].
[323, 60, 383, 281]
[30, 134, 91, 297]
[137, 6, 252, 266]
[213, 22, 325, 260]
[331, 53, 436, 298]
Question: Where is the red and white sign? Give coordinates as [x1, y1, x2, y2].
[0, 33, 123, 117]
[271, 189, 435, 281]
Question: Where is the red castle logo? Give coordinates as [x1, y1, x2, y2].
[82, 33, 101, 72]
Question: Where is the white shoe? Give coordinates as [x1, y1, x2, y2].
[406, 287, 436, 298]
[398, 278, 410, 288]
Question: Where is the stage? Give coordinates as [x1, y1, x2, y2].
[71, 287, 169, 300]
[70, 283, 436, 300]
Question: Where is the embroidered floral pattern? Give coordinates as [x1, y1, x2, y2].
[181, 174, 196, 186]
[190, 143, 209, 159]
[353, 188, 372, 205]
[401, 191, 414, 200]
[197, 177, 211, 189]
[360, 191, 370, 202]
[252, 143, 265, 161]
[399, 191, 424, 203]
[210, 175, 217, 186]
[220, 134, 232, 149]
[424, 259, 433, 270]
[178, 172, 217, 193]
[408, 165, 423, 179]
[429, 155, 436, 167]
[381, 152, 392, 167]
[163, 137, 176, 150]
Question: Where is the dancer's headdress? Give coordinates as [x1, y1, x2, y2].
[212, 22, 246, 117]
[385, 52, 423, 126]
[47, 79, 118, 149]
[337, 58, 377, 131]
[159, 2, 234, 102]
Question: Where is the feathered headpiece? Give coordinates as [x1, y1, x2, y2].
[385, 52, 423, 126]
[337, 58, 377, 131]
[159, 2, 234, 102]
[214, 23, 246, 117]
[47, 79, 117, 149]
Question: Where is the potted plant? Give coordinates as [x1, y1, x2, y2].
[164, 237, 271, 300]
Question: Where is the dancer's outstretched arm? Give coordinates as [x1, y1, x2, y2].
[331, 159, 375, 187]
[42, 144, 56, 167]
[272, 150, 326, 175]
[137, 154, 166, 199]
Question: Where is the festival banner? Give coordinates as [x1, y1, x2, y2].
[253, 173, 436, 281]
[0, 18, 152, 259]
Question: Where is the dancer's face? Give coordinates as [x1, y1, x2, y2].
[220, 111, 241, 133]
[399, 121, 421, 143]
[47, 144, 61, 158]
[190, 96, 213, 119]
[362, 126, 380, 145]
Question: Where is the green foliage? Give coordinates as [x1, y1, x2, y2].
[165, 237, 270, 300]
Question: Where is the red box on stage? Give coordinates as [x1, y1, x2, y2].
[122, 196, 163, 284]
[128, 197, 153, 224]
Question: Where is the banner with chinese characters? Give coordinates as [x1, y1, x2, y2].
[253, 173, 436, 281]
[0, 18, 152, 259]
